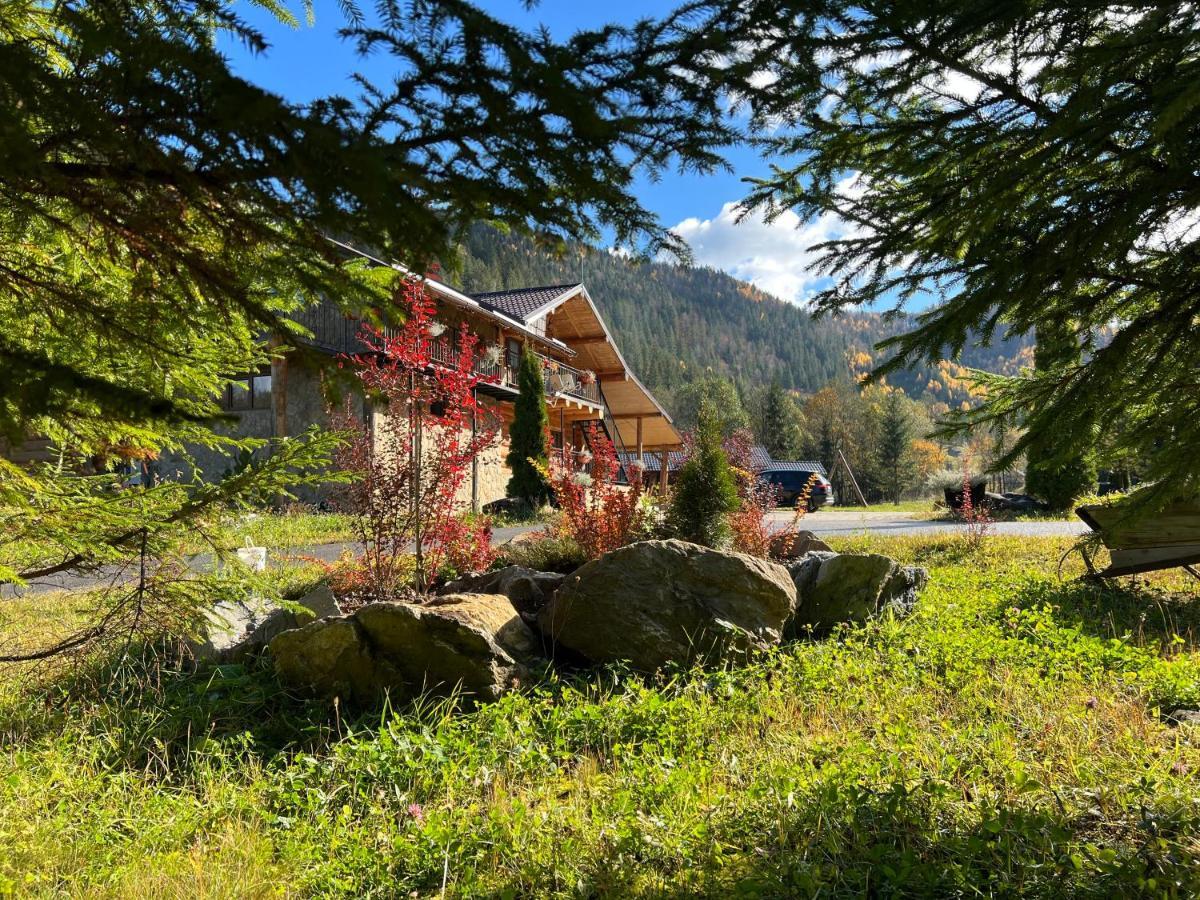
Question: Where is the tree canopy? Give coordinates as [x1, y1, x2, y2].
[1, 0, 740, 450]
[675, 0, 1200, 507]
[0, 0, 742, 654]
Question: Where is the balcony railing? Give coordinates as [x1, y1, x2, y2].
[292, 300, 603, 406]
[426, 338, 601, 406]
[538, 354, 602, 404]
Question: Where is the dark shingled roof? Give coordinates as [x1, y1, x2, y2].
[470, 283, 580, 322]
[761, 460, 828, 476]
[618, 450, 688, 473]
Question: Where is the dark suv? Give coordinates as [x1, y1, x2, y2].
[759, 469, 836, 511]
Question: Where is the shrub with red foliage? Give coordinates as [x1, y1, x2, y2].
[544, 422, 645, 559]
[432, 514, 497, 578]
[723, 428, 778, 556]
[958, 461, 993, 551]
[331, 275, 498, 595]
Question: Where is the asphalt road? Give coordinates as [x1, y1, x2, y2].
[5, 511, 1086, 597]
[788, 509, 1089, 538]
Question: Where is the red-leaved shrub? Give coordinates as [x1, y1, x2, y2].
[543, 422, 645, 559]
[331, 275, 498, 595]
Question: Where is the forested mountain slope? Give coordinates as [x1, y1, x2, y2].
[451, 227, 1031, 413]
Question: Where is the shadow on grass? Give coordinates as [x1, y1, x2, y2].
[490, 784, 1198, 898]
[1013, 576, 1200, 653]
[530, 782, 1195, 900]
[0, 646, 353, 774]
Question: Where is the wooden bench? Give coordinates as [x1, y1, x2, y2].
[1076, 500, 1200, 580]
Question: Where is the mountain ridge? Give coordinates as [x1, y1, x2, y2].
[452, 227, 1032, 416]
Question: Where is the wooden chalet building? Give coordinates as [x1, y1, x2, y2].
[151, 246, 683, 508]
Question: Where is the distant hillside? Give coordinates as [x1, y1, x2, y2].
[451, 227, 1032, 414]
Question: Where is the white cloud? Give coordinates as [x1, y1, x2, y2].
[669, 179, 865, 303]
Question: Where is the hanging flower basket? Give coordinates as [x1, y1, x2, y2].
[546, 359, 560, 373]
[427, 320, 446, 338]
[579, 370, 596, 385]
[483, 345, 503, 367]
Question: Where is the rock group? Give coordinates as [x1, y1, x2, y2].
[263, 539, 928, 706]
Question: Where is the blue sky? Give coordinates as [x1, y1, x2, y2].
[220, 1, 851, 304]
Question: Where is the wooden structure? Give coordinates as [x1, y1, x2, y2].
[1076, 500, 1200, 579]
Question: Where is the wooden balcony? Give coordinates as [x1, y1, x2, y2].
[428, 338, 601, 407]
[289, 301, 601, 408]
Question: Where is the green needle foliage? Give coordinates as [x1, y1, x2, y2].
[1025, 320, 1098, 510]
[506, 348, 551, 509]
[0, 0, 741, 656]
[669, 401, 739, 547]
[670, 0, 1200, 510]
[878, 390, 915, 506]
[757, 380, 805, 460]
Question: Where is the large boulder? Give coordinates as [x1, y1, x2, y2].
[270, 616, 392, 704]
[270, 593, 538, 706]
[441, 566, 565, 624]
[188, 582, 341, 663]
[786, 552, 927, 636]
[538, 539, 797, 671]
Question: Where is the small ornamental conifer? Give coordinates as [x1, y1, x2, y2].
[669, 401, 739, 548]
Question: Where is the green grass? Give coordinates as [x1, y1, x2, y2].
[1, 536, 1198, 897]
[199, 510, 357, 552]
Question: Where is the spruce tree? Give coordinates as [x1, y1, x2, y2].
[506, 347, 551, 508]
[1024, 320, 1097, 511]
[758, 380, 804, 460]
[669, 401, 739, 548]
[878, 390, 914, 505]
[674, 0, 1200, 510]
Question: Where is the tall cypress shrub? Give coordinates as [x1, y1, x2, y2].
[669, 401, 739, 548]
[506, 346, 551, 508]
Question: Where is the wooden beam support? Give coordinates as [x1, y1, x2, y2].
[659, 449, 669, 492]
[268, 334, 288, 439]
[636, 416, 644, 466]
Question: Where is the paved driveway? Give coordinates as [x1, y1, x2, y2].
[787, 509, 1088, 538]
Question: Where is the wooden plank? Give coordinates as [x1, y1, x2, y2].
[1079, 502, 1200, 550]
[1101, 545, 1200, 578]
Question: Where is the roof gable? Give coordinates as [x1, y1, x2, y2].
[471, 283, 580, 322]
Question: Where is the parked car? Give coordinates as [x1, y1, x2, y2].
[760, 469, 835, 511]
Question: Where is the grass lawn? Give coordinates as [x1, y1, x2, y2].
[1, 535, 1198, 897]
[195, 510, 357, 552]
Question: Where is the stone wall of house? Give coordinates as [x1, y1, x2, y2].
[473, 395, 513, 509]
[155, 359, 522, 511]
[369, 392, 515, 512]
[155, 364, 356, 506]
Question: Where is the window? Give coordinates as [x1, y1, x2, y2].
[251, 374, 272, 410]
[227, 378, 251, 411]
[220, 373, 272, 411]
[506, 337, 522, 371]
